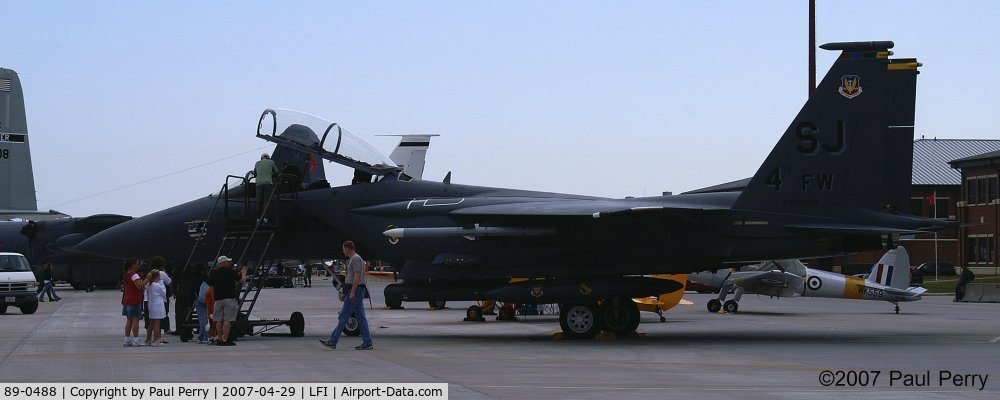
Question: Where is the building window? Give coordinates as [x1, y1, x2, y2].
[934, 198, 949, 218]
[968, 178, 977, 204]
[910, 198, 924, 216]
[966, 235, 996, 264]
[979, 178, 988, 204]
[991, 176, 998, 203]
[966, 176, 999, 205]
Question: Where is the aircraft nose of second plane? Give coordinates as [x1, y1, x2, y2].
[74, 220, 148, 259]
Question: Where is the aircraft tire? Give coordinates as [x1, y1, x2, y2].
[497, 304, 516, 321]
[229, 314, 250, 341]
[19, 302, 38, 315]
[723, 300, 739, 314]
[385, 297, 403, 309]
[625, 301, 641, 333]
[707, 299, 722, 313]
[289, 311, 305, 337]
[428, 300, 446, 309]
[598, 297, 639, 336]
[559, 303, 600, 339]
[465, 305, 483, 321]
[344, 312, 361, 336]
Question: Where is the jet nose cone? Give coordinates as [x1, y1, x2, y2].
[75, 195, 228, 265]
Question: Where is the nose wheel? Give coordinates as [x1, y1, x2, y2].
[707, 299, 722, 313]
[723, 300, 739, 314]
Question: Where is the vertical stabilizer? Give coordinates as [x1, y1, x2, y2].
[385, 134, 437, 180]
[734, 42, 918, 215]
[867, 246, 911, 290]
[0, 68, 38, 211]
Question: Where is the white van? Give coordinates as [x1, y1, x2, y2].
[0, 253, 39, 314]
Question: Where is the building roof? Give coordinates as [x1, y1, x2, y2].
[913, 139, 1000, 185]
[949, 149, 1000, 168]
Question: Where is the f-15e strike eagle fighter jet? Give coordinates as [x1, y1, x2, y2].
[77, 41, 950, 338]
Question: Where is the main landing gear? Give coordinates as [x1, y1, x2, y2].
[707, 285, 744, 314]
[558, 297, 641, 339]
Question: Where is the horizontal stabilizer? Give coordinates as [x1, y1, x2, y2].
[907, 287, 927, 295]
[1, 209, 69, 221]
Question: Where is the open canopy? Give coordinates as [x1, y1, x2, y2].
[257, 109, 399, 176]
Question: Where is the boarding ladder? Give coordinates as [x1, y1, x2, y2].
[177, 174, 304, 342]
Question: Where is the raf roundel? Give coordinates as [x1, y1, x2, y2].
[807, 276, 823, 291]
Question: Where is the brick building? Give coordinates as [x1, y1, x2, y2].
[949, 150, 1000, 275]
[809, 139, 1000, 273]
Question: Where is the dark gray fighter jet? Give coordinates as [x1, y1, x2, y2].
[77, 42, 949, 338]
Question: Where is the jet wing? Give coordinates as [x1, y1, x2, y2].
[729, 270, 803, 296]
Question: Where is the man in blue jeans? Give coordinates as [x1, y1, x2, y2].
[320, 240, 373, 350]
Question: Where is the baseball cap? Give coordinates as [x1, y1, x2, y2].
[217, 255, 233, 264]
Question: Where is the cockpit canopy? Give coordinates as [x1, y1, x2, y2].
[257, 109, 398, 175]
[743, 259, 808, 278]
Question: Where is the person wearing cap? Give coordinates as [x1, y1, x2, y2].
[253, 153, 279, 222]
[208, 255, 247, 346]
[319, 240, 373, 350]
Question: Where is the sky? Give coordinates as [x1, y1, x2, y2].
[5, 1, 1000, 218]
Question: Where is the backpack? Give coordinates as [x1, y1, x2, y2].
[196, 281, 209, 304]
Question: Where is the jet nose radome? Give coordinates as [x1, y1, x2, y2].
[75, 196, 221, 263]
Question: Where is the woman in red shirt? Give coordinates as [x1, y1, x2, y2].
[122, 258, 144, 347]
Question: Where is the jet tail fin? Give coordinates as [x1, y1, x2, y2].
[0, 68, 39, 211]
[866, 246, 912, 290]
[734, 41, 918, 216]
[381, 134, 438, 180]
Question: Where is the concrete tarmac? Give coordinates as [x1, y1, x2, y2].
[1, 276, 998, 399]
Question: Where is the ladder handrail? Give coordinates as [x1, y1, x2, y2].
[177, 183, 228, 281]
[235, 172, 290, 267]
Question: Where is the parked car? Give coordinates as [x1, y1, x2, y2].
[915, 262, 956, 276]
[0, 253, 39, 314]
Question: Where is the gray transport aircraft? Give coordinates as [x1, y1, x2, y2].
[0, 67, 61, 220]
[77, 41, 951, 338]
[0, 68, 131, 288]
